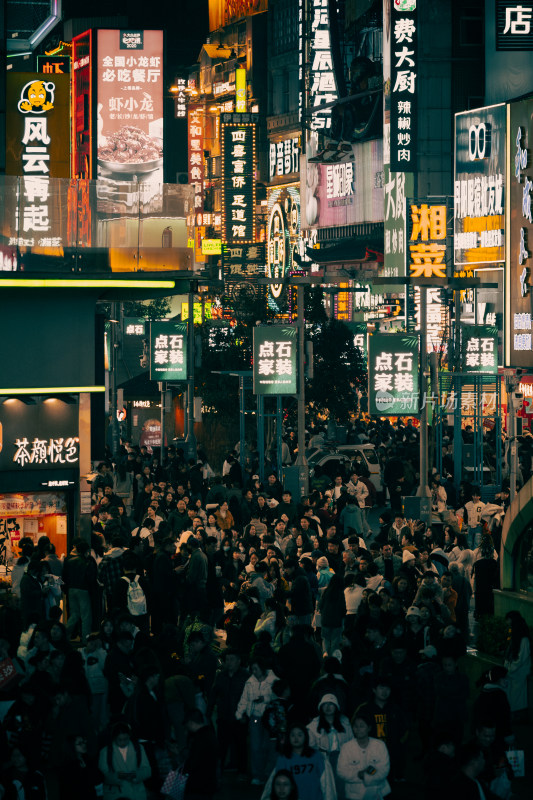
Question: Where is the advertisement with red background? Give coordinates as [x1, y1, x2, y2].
[72, 30, 93, 179]
[96, 30, 163, 185]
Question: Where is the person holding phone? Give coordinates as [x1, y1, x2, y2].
[337, 712, 391, 799]
[98, 722, 151, 800]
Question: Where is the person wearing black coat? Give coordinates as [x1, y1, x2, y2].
[319, 574, 346, 656]
[183, 709, 218, 799]
[284, 559, 314, 624]
[19, 558, 46, 627]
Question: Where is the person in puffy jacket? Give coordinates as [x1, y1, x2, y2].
[307, 693, 353, 785]
[337, 712, 391, 799]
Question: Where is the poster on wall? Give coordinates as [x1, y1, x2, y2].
[96, 30, 163, 194]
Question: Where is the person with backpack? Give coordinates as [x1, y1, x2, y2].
[98, 721, 151, 800]
[110, 551, 149, 634]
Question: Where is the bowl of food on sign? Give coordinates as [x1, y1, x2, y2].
[98, 126, 163, 174]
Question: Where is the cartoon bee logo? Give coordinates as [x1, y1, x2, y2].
[18, 80, 55, 114]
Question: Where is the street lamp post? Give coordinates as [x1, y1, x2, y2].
[184, 288, 197, 461]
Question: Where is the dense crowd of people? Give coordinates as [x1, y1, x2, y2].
[0, 420, 531, 800]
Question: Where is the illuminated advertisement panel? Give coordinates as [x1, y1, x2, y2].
[454, 104, 506, 266]
[253, 325, 297, 395]
[96, 30, 163, 188]
[72, 30, 93, 179]
[368, 332, 420, 416]
[188, 103, 204, 215]
[507, 97, 533, 367]
[267, 185, 301, 313]
[221, 114, 256, 244]
[5, 73, 70, 251]
[389, 1, 418, 172]
[303, 139, 383, 229]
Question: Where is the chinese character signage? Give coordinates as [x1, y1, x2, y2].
[0, 400, 79, 472]
[303, 139, 383, 229]
[150, 322, 188, 381]
[306, 0, 338, 130]
[368, 333, 420, 415]
[174, 78, 187, 118]
[96, 30, 163, 186]
[188, 104, 204, 214]
[72, 30, 93, 179]
[347, 322, 368, 361]
[496, 0, 533, 49]
[408, 203, 448, 278]
[221, 119, 256, 244]
[269, 137, 299, 179]
[253, 325, 298, 395]
[507, 98, 533, 367]
[389, 2, 417, 171]
[236, 69, 247, 113]
[383, 166, 414, 276]
[123, 317, 145, 336]
[37, 56, 70, 74]
[454, 104, 506, 266]
[462, 325, 499, 373]
[5, 72, 70, 250]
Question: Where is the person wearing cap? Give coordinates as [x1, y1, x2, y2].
[307, 694, 353, 780]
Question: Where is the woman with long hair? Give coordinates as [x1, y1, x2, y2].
[472, 535, 499, 619]
[205, 513, 224, 548]
[98, 721, 151, 800]
[504, 610, 531, 719]
[270, 769, 299, 800]
[262, 723, 336, 800]
[307, 694, 353, 777]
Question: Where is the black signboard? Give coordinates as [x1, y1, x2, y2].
[0, 400, 79, 472]
[496, 0, 533, 50]
[389, 4, 418, 172]
[221, 120, 256, 245]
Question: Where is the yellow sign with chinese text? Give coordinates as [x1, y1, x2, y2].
[409, 203, 447, 278]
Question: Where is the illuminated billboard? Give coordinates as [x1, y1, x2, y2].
[96, 30, 163, 188]
[72, 30, 93, 179]
[454, 104, 505, 266]
[368, 332, 420, 416]
[507, 97, 533, 367]
[221, 114, 256, 244]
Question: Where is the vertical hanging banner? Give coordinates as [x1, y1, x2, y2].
[306, 0, 339, 131]
[221, 114, 256, 244]
[253, 325, 298, 395]
[462, 325, 499, 373]
[188, 104, 204, 214]
[72, 30, 93, 179]
[5, 72, 71, 250]
[150, 322, 188, 381]
[368, 332, 420, 415]
[96, 30, 163, 188]
[235, 68, 247, 113]
[390, 1, 418, 172]
[507, 97, 533, 367]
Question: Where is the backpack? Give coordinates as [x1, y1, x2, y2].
[121, 575, 147, 616]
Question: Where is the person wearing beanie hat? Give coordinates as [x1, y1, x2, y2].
[307, 693, 353, 782]
[317, 557, 334, 591]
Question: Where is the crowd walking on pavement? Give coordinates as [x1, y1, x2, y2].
[1, 416, 532, 800]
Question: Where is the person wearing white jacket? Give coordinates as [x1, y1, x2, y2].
[236, 658, 277, 785]
[337, 713, 390, 800]
[308, 693, 353, 793]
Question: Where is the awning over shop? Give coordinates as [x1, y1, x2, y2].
[202, 44, 233, 60]
[305, 237, 384, 264]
